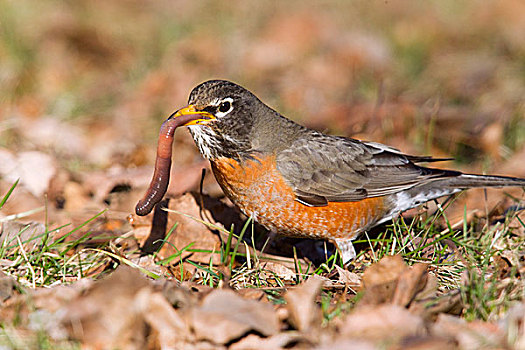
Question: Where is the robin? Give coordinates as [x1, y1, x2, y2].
[137, 80, 525, 263]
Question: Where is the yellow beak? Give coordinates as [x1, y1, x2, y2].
[167, 105, 216, 126]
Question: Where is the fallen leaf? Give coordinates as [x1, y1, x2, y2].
[60, 266, 190, 349]
[392, 262, 428, 307]
[191, 289, 280, 344]
[32, 279, 93, 312]
[284, 275, 323, 332]
[235, 288, 266, 301]
[394, 336, 458, 350]
[60, 267, 151, 348]
[479, 121, 503, 160]
[230, 332, 310, 350]
[334, 265, 361, 287]
[360, 255, 408, 305]
[135, 287, 190, 349]
[0, 271, 17, 302]
[432, 313, 505, 350]
[0, 179, 45, 223]
[82, 162, 207, 214]
[263, 262, 297, 282]
[131, 254, 170, 277]
[18, 115, 87, 158]
[0, 150, 56, 198]
[411, 289, 463, 321]
[340, 304, 426, 342]
[160, 279, 200, 309]
[0, 278, 92, 333]
[362, 255, 407, 286]
[316, 338, 376, 350]
[498, 302, 525, 349]
[62, 181, 91, 212]
[360, 256, 432, 308]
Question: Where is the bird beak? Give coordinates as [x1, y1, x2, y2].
[166, 105, 216, 126]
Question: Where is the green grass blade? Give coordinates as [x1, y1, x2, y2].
[156, 242, 195, 266]
[187, 260, 219, 279]
[49, 209, 107, 248]
[0, 179, 19, 210]
[229, 216, 252, 271]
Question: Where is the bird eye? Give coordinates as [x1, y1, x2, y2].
[218, 101, 231, 113]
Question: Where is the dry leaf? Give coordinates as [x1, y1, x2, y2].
[316, 339, 376, 350]
[0, 150, 56, 198]
[0, 278, 92, 335]
[392, 263, 428, 307]
[360, 255, 408, 305]
[498, 302, 525, 349]
[131, 255, 170, 277]
[230, 332, 310, 350]
[334, 265, 361, 287]
[393, 336, 458, 350]
[160, 280, 200, 309]
[360, 256, 431, 308]
[60, 266, 152, 348]
[340, 304, 426, 342]
[263, 262, 297, 282]
[62, 181, 91, 212]
[18, 116, 87, 158]
[410, 290, 463, 322]
[362, 255, 407, 287]
[284, 275, 323, 332]
[60, 266, 190, 349]
[0, 178, 44, 222]
[235, 288, 266, 301]
[432, 314, 505, 350]
[0, 271, 17, 302]
[32, 279, 93, 312]
[191, 289, 280, 344]
[135, 288, 190, 349]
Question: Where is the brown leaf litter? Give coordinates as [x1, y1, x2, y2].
[284, 275, 323, 333]
[1, 255, 522, 349]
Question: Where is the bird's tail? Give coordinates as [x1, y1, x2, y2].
[441, 173, 525, 189]
[388, 173, 525, 217]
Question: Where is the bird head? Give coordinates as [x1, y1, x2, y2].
[169, 80, 263, 160]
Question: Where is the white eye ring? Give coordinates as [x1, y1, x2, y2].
[214, 97, 234, 117]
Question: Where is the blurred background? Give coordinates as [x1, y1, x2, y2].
[1, 0, 524, 223]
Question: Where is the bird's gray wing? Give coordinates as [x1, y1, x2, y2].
[276, 133, 455, 206]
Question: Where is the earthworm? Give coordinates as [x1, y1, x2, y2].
[135, 112, 204, 216]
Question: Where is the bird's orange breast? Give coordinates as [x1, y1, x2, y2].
[210, 155, 389, 240]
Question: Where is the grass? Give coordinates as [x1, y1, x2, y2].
[183, 191, 521, 322]
[459, 211, 524, 322]
[0, 171, 523, 349]
[136, 190, 523, 326]
[1, 172, 524, 329]
[0, 182, 114, 289]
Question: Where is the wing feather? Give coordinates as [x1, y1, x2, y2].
[276, 132, 455, 206]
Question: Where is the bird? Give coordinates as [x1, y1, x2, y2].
[140, 79, 525, 263]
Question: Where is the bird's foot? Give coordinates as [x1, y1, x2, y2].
[334, 238, 356, 264]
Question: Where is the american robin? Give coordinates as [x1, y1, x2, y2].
[138, 80, 525, 263]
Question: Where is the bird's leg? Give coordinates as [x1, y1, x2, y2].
[334, 238, 357, 264]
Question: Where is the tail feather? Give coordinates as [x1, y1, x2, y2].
[387, 172, 525, 218]
[441, 173, 525, 189]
